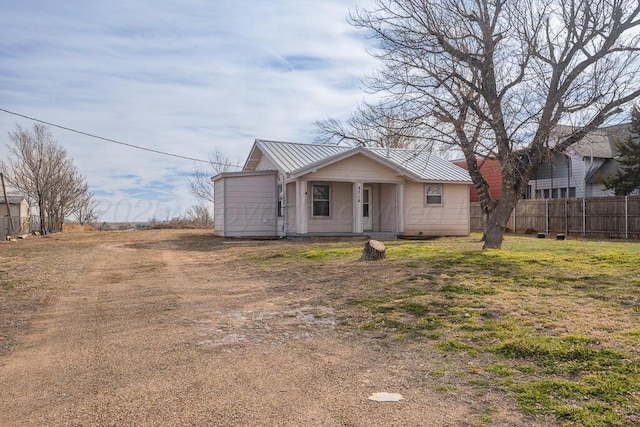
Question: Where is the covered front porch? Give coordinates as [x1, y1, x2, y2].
[283, 179, 405, 236]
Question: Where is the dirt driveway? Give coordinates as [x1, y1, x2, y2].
[0, 230, 540, 426]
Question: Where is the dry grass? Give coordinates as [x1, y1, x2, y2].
[62, 223, 96, 232]
[236, 234, 640, 426]
[2, 230, 640, 425]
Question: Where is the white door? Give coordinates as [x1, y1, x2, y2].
[363, 186, 372, 231]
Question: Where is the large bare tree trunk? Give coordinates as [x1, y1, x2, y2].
[484, 209, 509, 249]
[348, 0, 640, 250]
[483, 186, 520, 249]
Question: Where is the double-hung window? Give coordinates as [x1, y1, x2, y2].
[425, 184, 443, 205]
[312, 184, 330, 217]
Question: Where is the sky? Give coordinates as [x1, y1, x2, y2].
[0, 0, 377, 223]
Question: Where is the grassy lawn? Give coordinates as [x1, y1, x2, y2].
[247, 233, 640, 426]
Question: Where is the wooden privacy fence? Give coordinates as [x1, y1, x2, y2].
[470, 196, 640, 239]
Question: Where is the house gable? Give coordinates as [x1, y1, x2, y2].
[294, 151, 409, 183]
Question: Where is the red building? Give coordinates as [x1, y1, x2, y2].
[452, 158, 503, 202]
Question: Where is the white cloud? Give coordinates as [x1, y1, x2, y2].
[0, 0, 377, 222]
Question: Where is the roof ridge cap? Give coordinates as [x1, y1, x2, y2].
[256, 139, 347, 148]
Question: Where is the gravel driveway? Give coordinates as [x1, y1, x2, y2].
[0, 230, 539, 426]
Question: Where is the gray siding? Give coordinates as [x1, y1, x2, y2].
[214, 172, 278, 237]
[307, 181, 353, 233]
[213, 180, 225, 236]
[403, 182, 470, 236]
[303, 153, 404, 183]
[379, 183, 397, 233]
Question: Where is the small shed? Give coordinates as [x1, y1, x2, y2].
[1, 195, 31, 240]
[1, 194, 29, 218]
[213, 170, 279, 238]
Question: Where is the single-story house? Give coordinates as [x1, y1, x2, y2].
[212, 139, 472, 238]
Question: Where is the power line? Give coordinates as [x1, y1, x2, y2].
[0, 108, 241, 168]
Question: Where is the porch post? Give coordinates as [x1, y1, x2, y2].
[296, 180, 308, 234]
[353, 181, 363, 234]
[396, 183, 405, 233]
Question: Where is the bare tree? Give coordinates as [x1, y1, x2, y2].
[316, 101, 431, 148]
[184, 203, 214, 228]
[351, 0, 640, 248]
[1, 124, 95, 232]
[188, 148, 240, 204]
[73, 191, 100, 226]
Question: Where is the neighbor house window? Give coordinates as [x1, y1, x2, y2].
[312, 184, 330, 217]
[425, 185, 442, 205]
[277, 184, 283, 217]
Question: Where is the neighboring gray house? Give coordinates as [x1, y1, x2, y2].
[529, 124, 634, 199]
[213, 139, 472, 238]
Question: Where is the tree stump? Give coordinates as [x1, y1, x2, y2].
[361, 239, 386, 261]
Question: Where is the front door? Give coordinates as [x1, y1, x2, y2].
[363, 186, 372, 231]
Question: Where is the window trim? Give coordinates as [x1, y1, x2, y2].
[424, 184, 443, 206]
[311, 183, 331, 217]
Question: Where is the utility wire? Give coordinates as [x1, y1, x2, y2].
[0, 108, 241, 168]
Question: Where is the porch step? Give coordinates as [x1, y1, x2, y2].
[366, 232, 398, 241]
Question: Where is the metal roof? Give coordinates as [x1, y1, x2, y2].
[248, 139, 471, 183]
[254, 139, 349, 172]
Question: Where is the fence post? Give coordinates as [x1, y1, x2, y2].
[565, 198, 569, 236]
[545, 199, 549, 235]
[583, 197, 586, 237]
[625, 196, 629, 240]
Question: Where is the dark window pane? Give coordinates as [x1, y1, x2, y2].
[313, 185, 329, 200]
[313, 201, 330, 216]
[363, 204, 369, 217]
[426, 195, 442, 204]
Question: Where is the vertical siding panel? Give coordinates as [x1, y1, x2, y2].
[379, 184, 397, 232]
[214, 172, 277, 237]
[213, 177, 225, 236]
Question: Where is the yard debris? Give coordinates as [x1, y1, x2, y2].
[368, 392, 404, 402]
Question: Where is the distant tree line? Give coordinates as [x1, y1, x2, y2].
[1, 124, 99, 232]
